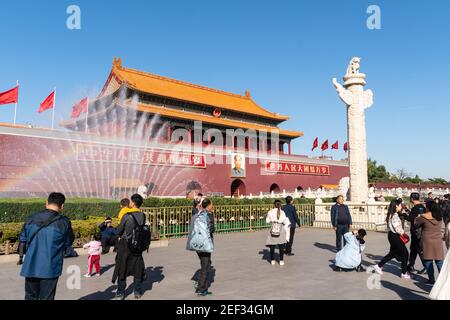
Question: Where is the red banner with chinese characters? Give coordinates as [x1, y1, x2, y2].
[265, 161, 330, 175]
[77, 144, 206, 168]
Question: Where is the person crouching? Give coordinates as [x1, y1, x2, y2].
[334, 229, 367, 272]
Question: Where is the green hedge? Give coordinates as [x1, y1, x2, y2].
[0, 198, 118, 223]
[0, 197, 316, 223]
[0, 217, 120, 245]
[143, 197, 315, 207]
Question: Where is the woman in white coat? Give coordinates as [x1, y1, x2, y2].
[265, 200, 291, 266]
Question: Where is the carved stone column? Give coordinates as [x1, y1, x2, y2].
[332, 57, 373, 203]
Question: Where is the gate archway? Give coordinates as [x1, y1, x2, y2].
[231, 179, 246, 197]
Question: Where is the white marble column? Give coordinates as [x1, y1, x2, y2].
[332, 57, 373, 203]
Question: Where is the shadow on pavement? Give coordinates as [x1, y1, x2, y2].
[365, 253, 384, 261]
[100, 264, 115, 275]
[191, 266, 216, 291]
[381, 280, 429, 300]
[79, 266, 165, 300]
[413, 279, 434, 293]
[79, 285, 117, 300]
[258, 249, 286, 263]
[313, 242, 336, 253]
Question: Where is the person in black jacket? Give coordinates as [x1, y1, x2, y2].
[441, 194, 450, 226]
[98, 217, 118, 254]
[441, 194, 450, 249]
[330, 195, 353, 251]
[403, 192, 426, 273]
[112, 194, 146, 300]
[192, 193, 203, 216]
[282, 196, 300, 256]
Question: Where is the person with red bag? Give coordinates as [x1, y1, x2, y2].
[372, 198, 411, 279]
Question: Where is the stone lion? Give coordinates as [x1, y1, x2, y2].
[346, 57, 360, 75]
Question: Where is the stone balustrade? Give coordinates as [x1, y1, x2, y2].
[243, 187, 450, 200]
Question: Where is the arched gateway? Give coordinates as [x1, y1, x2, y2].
[231, 179, 246, 197]
[269, 183, 280, 193]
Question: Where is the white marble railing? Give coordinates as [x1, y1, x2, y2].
[312, 202, 390, 231]
[242, 186, 450, 200]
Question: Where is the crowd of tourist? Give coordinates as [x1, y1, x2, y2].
[14, 190, 450, 300]
[371, 193, 450, 287]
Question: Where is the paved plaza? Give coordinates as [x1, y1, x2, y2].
[0, 228, 439, 300]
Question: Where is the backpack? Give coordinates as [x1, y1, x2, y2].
[270, 222, 282, 237]
[128, 213, 151, 254]
[186, 212, 214, 253]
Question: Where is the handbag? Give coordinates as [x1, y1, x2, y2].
[400, 233, 410, 244]
[270, 222, 282, 237]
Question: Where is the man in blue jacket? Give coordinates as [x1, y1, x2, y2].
[19, 192, 74, 300]
[282, 196, 300, 256]
[330, 195, 352, 251]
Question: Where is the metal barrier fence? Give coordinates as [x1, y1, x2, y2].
[141, 203, 399, 240]
[141, 204, 316, 240]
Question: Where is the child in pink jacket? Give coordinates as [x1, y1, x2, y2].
[83, 234, 102, 277]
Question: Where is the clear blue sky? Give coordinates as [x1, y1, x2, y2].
[0, 0, 449, 180]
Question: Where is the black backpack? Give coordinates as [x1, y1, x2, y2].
[128, 213, 151, 254]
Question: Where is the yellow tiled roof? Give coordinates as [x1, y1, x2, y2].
[101, 58, 289, 121]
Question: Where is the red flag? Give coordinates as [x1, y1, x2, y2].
[71, 97, 89, 118]
[38, 91, 55, 113]
[311, 137, 319, 151]
[331, 140, 339, 150]
[321, 139, 329, 151]
[344, 142, 349, 152]
[0, 86, 19, 105]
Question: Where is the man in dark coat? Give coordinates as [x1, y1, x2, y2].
[405, 192, 427, 273]
[99, 217, 118, 254]
[112, 194, 146, 300]
[282, 196, 300, 256]
[441, 194, 450, 226]
[330, 195, 353, 251]
[19, 192, 74, 300]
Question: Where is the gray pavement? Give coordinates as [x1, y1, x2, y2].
[0, 228, 437, 300]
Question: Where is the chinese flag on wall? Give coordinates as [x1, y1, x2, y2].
[71, 97, 88, 118]
[38, 91, 55, 113]
[321, 139, 329, 151]
[331, 140, 339, 149]
[0, 86, 19, 105]
[311, 137, 319, 151]
[344, 142, 349, 152]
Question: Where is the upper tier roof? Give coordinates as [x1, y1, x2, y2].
[100, 58, 289, 121]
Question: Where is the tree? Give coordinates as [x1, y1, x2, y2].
[396, 169, 412, 181]
[366, 158, 448, 185]
[405, 174, 423, 184]
[427, 178, 449, 185]
[367, 158, 391, 182]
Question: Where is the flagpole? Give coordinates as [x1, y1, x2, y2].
[51, 87, 56, 130]
[85, 98, 89, 133]
[13, 80, 18, 125]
